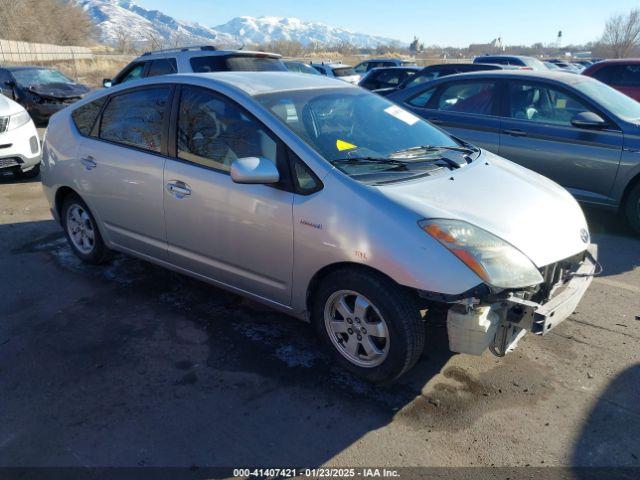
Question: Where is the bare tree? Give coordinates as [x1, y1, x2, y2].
[0, 0, 95, 45]
[601, 9, 640, 58]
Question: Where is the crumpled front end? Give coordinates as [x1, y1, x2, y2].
[445, 244, 598, 356]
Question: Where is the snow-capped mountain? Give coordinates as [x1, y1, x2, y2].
[77, 0, 236, 46]
[212, 16, 399, 48]
[78, 0, 402, 48]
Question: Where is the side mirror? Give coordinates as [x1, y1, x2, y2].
[231, 157, 280, 185]
[102, 78, 112, 88]
[571, 111, 607, 129]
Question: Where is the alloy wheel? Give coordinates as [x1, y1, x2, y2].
[324, 290, 390, 368]
[66, 204, 96, 255]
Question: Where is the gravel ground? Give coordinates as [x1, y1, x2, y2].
[0, 159, 639, 474]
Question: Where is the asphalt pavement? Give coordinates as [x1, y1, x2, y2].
[0, 152, 639, 472]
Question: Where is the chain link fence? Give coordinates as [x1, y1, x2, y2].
[0, 39, 134, 88]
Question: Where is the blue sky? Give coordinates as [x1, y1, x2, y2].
[134, 0, 639, 47]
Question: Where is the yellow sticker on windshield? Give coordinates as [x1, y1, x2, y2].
[336, 139, 357, 151]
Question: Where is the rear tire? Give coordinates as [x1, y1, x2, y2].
[61, 194, 112, 264]
[312, 268, 424, 384]
[15, 164, 40, 179]
[624, 183, 640, 235]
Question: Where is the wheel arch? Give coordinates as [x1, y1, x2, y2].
[305, 261, 418, 319]
[54, 186, 80, 220]
[621, 171, 640, 210]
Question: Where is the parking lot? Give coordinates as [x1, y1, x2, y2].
[0, 127, 639, 472]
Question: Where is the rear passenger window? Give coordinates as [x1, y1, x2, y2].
[71, 97, 106, 136]
[190, 56, 227, 72]
[99, 87, 171, 153]
[177, 86, 277, 172]
[436, 81, 496, 115]
[599, 65, 640, 87]
[147, 58, 177, 77]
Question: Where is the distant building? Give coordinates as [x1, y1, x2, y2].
[409, 36, 424, 53]
[468, 37, 504, 55]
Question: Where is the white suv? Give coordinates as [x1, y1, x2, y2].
[0, 94, 40, 178]
[103, 46, 286, 88]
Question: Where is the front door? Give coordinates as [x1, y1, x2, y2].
[498, 80, 623, 204]
[163, 85, 294, 305]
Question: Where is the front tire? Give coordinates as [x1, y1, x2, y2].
[312, 269, 424, 384]
[61, 194, 111, 264]
[624, 183, 640, 235]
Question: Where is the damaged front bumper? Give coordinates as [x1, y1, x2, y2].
[447, 244, 598, 356]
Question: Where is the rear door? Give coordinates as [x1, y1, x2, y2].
[498, 79, 623, 203]
[401, 78, 502, 153]
[163, 85, 295, 305]
[75, 85, 173, 258]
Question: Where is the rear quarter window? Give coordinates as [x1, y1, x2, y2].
[190, 55, 285, 72]
[71, 97, 106, 136]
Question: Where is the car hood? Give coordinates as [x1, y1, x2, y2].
[0, 93, 25, 115]
[375, 151, 590, 268]
[27, 82, 89, 100]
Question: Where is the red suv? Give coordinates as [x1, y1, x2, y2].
[582, 59, 640, 101]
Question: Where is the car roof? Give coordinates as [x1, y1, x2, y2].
[428, 69, 579, 81]
[587, 58, 640, 65]
[5, 66, 52, 71]
[310, 63, 353, 68]
[173, 71, 356, 96]
[364, 58, 403, 62]
[136, 48, 281, 61]
[369, 66, 421, 71]
[478, 54, 533, 60]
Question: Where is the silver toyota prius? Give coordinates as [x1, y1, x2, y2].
[40, 72, 598, 383]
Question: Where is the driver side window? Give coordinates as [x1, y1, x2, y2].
[507, 81, 594, 126]
[118, 63, 146, 84]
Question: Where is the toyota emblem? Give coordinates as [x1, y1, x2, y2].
[580, 228, 590, 244]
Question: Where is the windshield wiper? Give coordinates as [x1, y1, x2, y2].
[389, 145, 478, 168]
[330, 157, 409, 170]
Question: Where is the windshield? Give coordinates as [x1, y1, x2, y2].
[333, 67, 357, 77]
[284, 61, 321, 75]
[11, 68, 73, 86]
[573, 77, 640, 122]
[524, 57, 547, 70]
[257, 88, 462, 181]
[403, 72, 437, 88]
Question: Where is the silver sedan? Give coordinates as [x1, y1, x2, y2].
[40, 72, 597, 383]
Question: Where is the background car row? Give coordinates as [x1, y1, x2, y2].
[3, 48, 640, 237]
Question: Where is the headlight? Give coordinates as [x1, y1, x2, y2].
[7, 110, 31, 131]
[419, 219, 543, 289]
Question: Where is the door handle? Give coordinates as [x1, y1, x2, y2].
[166, 180, 192, 198]
[80, 155, 97, 170]
[502, 129, 528, 137]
